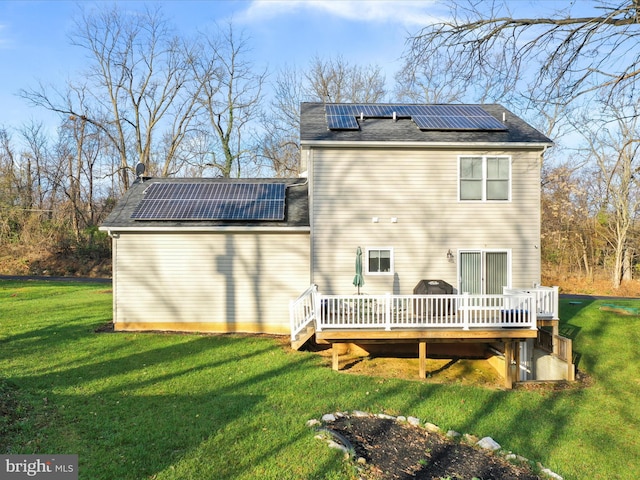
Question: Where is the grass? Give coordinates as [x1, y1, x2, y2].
[1, 280, 640, 479]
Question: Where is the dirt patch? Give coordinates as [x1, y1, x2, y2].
[342, 355, 503, 387]
[325, 415, 541, 479]
[312, 344, 504, 388]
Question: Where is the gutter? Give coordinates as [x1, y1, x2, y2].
[99, 226, 311, 234]
[300, 140, 554, 149]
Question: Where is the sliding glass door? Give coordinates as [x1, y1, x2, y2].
[459, 250, 509, 294]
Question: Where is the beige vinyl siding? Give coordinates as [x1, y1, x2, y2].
[308, 146, 541, 294]
[113, 231, 309, 334]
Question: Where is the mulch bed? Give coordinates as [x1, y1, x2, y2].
[325, 416, 542, 480]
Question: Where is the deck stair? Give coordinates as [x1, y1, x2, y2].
[291, 325, 315, 351]
[289, 284, 318, 351]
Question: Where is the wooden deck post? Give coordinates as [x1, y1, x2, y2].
[332, 343, 340, 371]
[504, 341, 514, 389]
[419, 341, 427, 378]
[514, 340, 520, 383]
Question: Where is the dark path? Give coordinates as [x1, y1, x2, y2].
[0, 275, 111, 284]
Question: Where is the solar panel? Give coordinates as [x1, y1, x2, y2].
[324, 104, 507, 131]
[131, 183, 286, 221]
[326, 115, 359, 130]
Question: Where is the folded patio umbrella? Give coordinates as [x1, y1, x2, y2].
[353, 246, 365, 294]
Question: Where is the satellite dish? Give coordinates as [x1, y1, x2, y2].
[135, 162, 146, 181]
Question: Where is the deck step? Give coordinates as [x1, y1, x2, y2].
[291, 325, 315, 351]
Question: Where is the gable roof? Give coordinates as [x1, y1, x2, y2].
[100, 177, 309, 232]
[300, 102, 553, 147]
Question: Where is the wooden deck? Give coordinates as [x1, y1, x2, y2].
[289, 285, 561, 388]
[316, 327, 538, 342]
[317, 326, 537, 388]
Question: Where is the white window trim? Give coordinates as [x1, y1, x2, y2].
[458, 155, 511, 202]
[365, 247, 394, 276]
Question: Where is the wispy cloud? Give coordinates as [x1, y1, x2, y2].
[239, 0, 443, 28]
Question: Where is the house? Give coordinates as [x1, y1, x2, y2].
[101, 102, 570, 387]
[99, 177, 310, 335]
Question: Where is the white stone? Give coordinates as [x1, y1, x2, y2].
[424, 422, 440, 433]
[407, 416, 421, 426]
[322, 413, 336, 423]
[376, 413, 395, 420]
[352, 410, 369, 417]
[477, 436, 501, 451]
[541, 468, 563, 480]
[327, 440, 349, 453]
[396, 415, 407, 422]
[306, 419, 321, 428]
[446, 430, 461, 438]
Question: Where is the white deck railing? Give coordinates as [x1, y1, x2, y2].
[315, 292, 537, 332]
[503, 286, 559, 320]
[289, 284, 318, 341]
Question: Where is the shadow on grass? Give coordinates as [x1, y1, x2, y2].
[2, 328, 331, 479]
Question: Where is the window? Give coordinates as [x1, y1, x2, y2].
[366, 248, 393, 275]
[459, 156, 510, 201]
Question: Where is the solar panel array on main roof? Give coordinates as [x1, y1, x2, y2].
[324, 104, 507, 131]
[131, 182, 286, 221]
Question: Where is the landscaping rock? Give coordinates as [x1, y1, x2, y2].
[322, 413, 337, 423]
[306, 419, 321, 428]
[540, 466, 563, 479]
[407, 416, 421, 426]
[327, 440, 349, 453]
[477, 436, 501, 451]
[424, 422, 440, 433]
[376, 413, 395, 420]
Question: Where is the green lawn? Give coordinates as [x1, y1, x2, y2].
[1, 280, 639, 479]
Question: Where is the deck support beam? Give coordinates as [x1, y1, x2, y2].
[504, 340, 521, 389]
[332, 344, 340, 371]
[419, 341, 427, 378]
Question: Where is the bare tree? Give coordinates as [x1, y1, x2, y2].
[189, 23, 266, 178]
[263, 56, 387, 176]
[575, 101, 640, 288]
[260, 65, 304, 177]
[406, 1, 640, 106]
[20, 4, 200, 189]
[305, 55, 386, 103]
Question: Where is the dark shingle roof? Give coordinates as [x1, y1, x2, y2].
[101, 177, 309, 230]
[300, 102, 553, 145]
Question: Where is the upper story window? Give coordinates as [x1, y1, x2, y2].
[459, 156, 511, 201]
[366, 247, 393, 275]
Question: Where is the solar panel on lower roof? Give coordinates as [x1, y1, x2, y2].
[324, 104, 507, 131]
[131, 182, 286, 221]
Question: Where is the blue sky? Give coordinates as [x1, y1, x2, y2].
[0, 0, 449, 128]
[0, 0, 596, 130]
